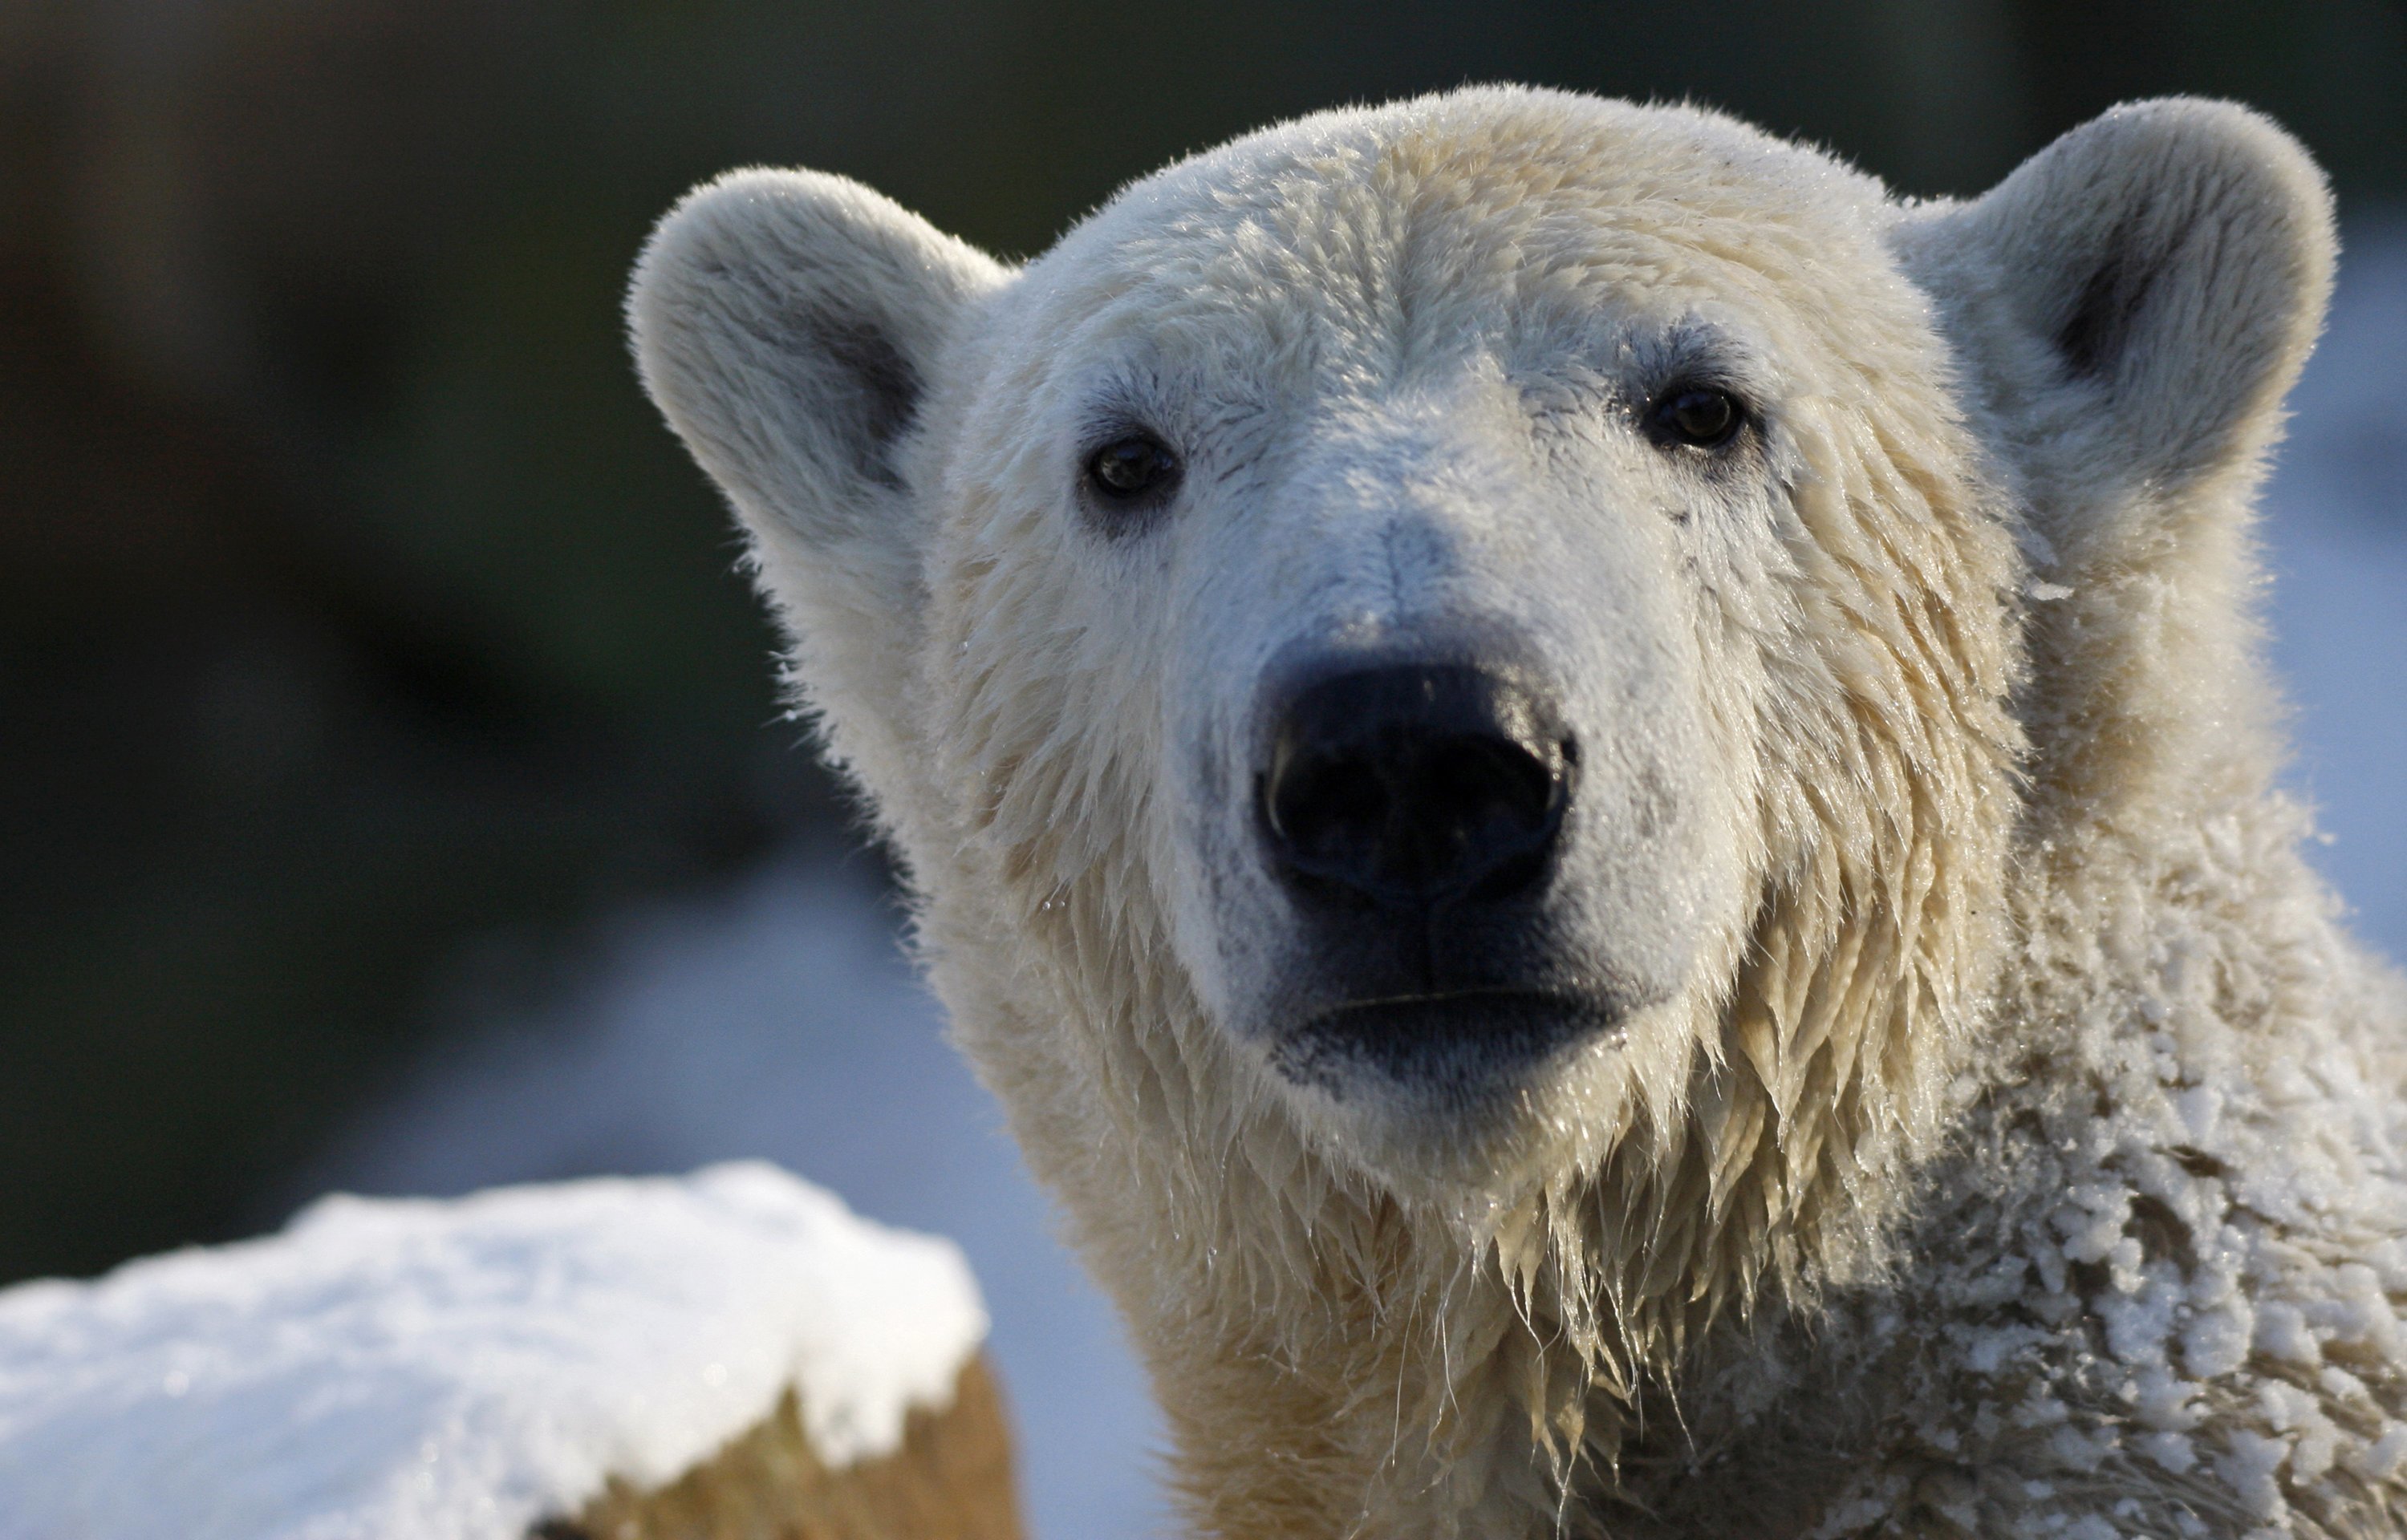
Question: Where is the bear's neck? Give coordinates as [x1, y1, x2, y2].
[1096, 978, 1961, 1539]
[1127, 1105, 1904, 1539]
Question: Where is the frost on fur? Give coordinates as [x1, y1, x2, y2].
[632, 88, 2406, 1538]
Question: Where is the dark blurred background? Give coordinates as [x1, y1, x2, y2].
[2, 0, 2402, 1289]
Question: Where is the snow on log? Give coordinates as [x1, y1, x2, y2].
[0, 1162, 1019, 1540]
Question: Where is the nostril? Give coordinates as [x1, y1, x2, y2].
[1257, 664, 1572, 910]
[1404, 733, 1560, 898]
[1264, 745, 1393, 876]
[1421, 731, 1551, 835]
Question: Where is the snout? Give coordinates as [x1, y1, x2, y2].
[1248, 657, 1633, 1100]
[1258, 665, 1574, 912]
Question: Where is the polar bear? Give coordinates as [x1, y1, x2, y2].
[629, 88, 2407, 1538]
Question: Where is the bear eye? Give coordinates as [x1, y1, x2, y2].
[1646, 385, 1744, 451]
[1084, 432, 1181, 503]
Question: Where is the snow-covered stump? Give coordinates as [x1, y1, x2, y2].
[0, 1163, 1021, 1540]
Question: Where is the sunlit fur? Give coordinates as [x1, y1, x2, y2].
[632, 89, 2407, 1538]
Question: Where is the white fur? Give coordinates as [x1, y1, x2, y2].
[631, 89, 2407, 1538]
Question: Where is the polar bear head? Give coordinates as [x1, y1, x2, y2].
[631, 87, 2331, 1526]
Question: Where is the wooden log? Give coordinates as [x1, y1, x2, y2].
[535, 1353, 1023, 1540]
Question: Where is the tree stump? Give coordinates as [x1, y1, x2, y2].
[538, 1354, 1021, 1540]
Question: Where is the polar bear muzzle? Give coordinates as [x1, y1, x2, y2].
[1252, 656, 1629, 1096]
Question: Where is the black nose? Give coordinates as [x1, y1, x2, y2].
[1258, 665, 1573, 910]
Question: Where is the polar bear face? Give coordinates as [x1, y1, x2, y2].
[632, 88, 2328, 1233]
[634, 93, 2020, 1210]
[907, 108, 2007, 1193]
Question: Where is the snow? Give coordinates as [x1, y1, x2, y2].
[0, 1163, 985, 1540]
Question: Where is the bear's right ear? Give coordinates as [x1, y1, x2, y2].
[1897, 99, 2334, 565]
[629, 169, 1009, 792]
[1894, 103, 2336, 821]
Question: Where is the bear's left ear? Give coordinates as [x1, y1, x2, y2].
[1898, 99, 2335, 549]
[629, 169, 1010, 804]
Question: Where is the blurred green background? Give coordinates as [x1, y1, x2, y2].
[2, 0, 2401, 1287]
